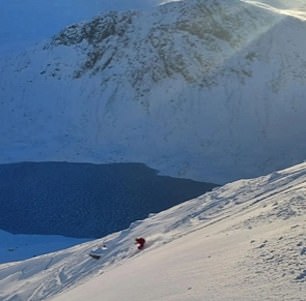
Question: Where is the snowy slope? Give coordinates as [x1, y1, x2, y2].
[1, 0, 306, 183]
[1, 162, 306, 300]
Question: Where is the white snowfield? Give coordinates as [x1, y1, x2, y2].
[1, 162, 306, 300]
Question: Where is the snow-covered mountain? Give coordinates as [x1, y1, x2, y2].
[1, 0, 306, 183]
[1, 162, 305, 300]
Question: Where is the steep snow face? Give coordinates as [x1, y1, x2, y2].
[1, 0, 306, 183]
[0, 162, 306, 300]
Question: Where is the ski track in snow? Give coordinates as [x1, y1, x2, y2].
[0, 162, 306, 300]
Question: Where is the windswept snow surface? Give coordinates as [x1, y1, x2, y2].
[1, 162, 306, 300]
[242, 0, 306, 20]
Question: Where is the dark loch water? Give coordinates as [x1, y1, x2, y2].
[0, 162, 218, 238]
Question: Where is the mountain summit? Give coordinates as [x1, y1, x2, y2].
[1, 0, 306, 183]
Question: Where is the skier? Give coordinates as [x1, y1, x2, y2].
[89, 243, 107, 259]
[135, 237, 146, 250]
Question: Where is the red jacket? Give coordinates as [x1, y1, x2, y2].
[135, 237, 146, 249]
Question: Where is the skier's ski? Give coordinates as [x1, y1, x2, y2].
[89, 244, 107, 259]
[89, 253, 101, 260]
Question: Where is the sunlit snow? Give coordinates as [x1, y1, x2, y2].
[242, 0, 306, 21]
[1, 162, 306, 300]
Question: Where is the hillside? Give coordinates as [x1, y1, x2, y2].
[1, 0, 306, 183]
[0, 162, 305, 300]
